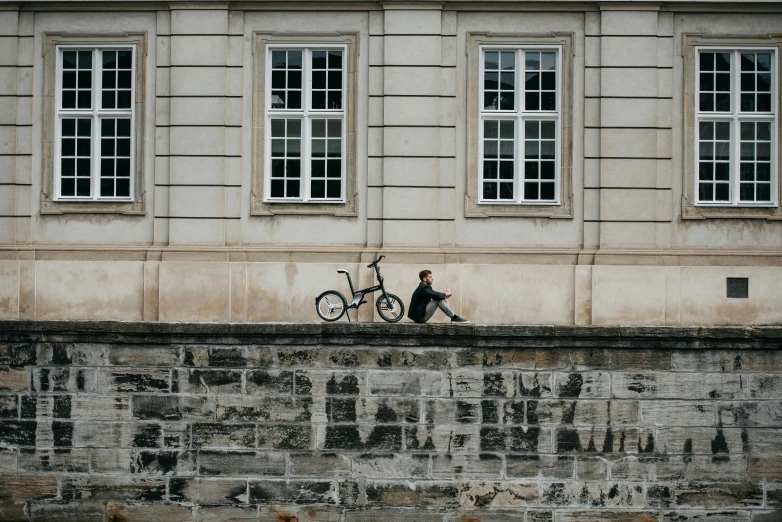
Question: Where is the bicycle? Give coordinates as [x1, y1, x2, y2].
[315, 255, 405, 323]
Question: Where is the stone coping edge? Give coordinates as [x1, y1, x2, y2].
[1, 320, 781, 349]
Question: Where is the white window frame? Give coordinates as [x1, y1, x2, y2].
[694, 46, 778, 208]
[478, 45, 562, 206]
[263, 44, 348, 204]
[53, 44, 136, 202]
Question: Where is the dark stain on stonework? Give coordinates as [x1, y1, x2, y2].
[365, 425, 402, 450]
[510, 426, 540, 452]
[38, 368, 50, 391]
[328, 398, 357, 422]
[608, 484, 620, 499]
[733, 354, 742, 371]
[326, 374, 359, 395]
[278, 350, 312, 366]
[52, 344, 72, 365]
[293, 373, 312, 395]
[209, 348, 246, 367]
[684, 438, 693, 463]
[54, 395, 71, 418]
[423, 435, 435, 450]
[483, 373, 506, 396]
[377, 353, 392, 367]
[375, 402, 398, 423]
[115, 372, 168, 392]
[638, 433, 655, 453]
[456, 401, 478, 423]
[618, 431, 626, 453]
[520, 374, 543, 397]
[712, 429, 729, 454]
[20, 395, 35, 418]
[559, 373, 583, 398]
[324, 425, 363, 450]
[542, 483, 566, 505]
[526, 401, 539, 424]
[557, 428, 581, 452]
[330, 351, 359, 367]
[741, 428, 750, 452]
[586, 433, 597, 452]
[602, 427, 614, 453]
[481, 400, 499, 423]
[405, 427, 420, 450]
[133, 450, 178, 475]
[562, 402, 577, 424]
[133, 424, 162, 448]
[479, 426, 505, 451]
[482, 352, 502, 367]
[52, 421, 72, 447]
[11, 344, 36, 367]
[76, 370, 86, 391]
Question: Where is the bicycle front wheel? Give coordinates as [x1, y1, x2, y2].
[316, 291, 347, 322]
[376, 293, 405, 323]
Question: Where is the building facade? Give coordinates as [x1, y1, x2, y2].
[0, 0, 780, 325]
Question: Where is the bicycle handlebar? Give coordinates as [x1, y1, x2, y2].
[367, 255, 385, 268]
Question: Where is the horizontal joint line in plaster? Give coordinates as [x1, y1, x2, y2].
[584, 126, 673, 130]
[0, 124, 33, 128]
[157, 125, 243, 129]
[368, 185, 456, 189]
[586, 35, 674, 39]
[0, 95, 33, 98]
[367, 218, 455, 221]
[0, 215, 31, 218]
[371, 34, 458, 38]
[156, 154, 242, 158]
[156, 95, 243, 99]
[585, 156, 673, 160]
[584, 219, 672, 223]
[154, 216, 241, 220]
[0, 153, 32, 157]
[369, 94, 456, 99]
[155, 184, 243, 188]
[0, 182, 32, 186]
[585, 96, 673, 100]
[0, 65, 33, 68]
[367, 125, 456, 129]
[368, 155, 455, 159]
[584, 186, 672, 191]
[584, 65, 673, 69]
[370, 64, 457, 68]
[157, 65, 244, 69]
[160, 34, 245, 38]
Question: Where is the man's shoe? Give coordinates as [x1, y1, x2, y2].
[451, 315, 470, 323]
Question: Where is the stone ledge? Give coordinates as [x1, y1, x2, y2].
[1, 321, 781, 349]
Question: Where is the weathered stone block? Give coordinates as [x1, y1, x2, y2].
[0, 499, 27, 520]
[557, 511, 659, 522]
[671, 483, 763, 508]
[19, 448, 90, 473]
[69, 396, 130, 420]
[457, 349, 569, 369]
[0, 367, 29, 391]
[345, 508, 445, 522]
[354, 453, 430, 479]
[296, 370, 366, 396]
[258, 424, 313, 450]
[0, 448, 16, 472]
[0, 473, 58, 500]
[106, 502, 193, 522]
[661, 510, 752, 521]
[107, 346, 180, 366]
[553, 372, 611, 398]
[613, 372, 747, 399]
[0, 420, 36, 446]
[519, 372, 553, 397]
[576, 456, 609, 480]
[640, 401, 716, 427]
[766, 482, 782, 508]
[405, 424, 482, 453]
[501, 400, 524, 424]
[184, 345, 274, 368]
[555, 427, 655, 454]
[366, 482, 457, 507]
[169, 477, 248, 504]
[36, 343, 105, 367]
[216, 395, 313, 422]
[458, 481, 537, 507]
[527, 400, 639, 425]
[448, 371, 514, 398]
[192, 423, 254, 448]
[479, 426, 551, 453]
[655, 427, 762, 455]
[369, 371, 442, 396]
[60, 477, 166, 502]
[90, 448, 132, 473]
[133, 394, 215, 421]
[28, 501, 106, 521]
[72, 421, 160, 449]
[246, 369, 294, 395]
[174, 369, 242, 394]
[506, 454, 573, 479]
[258, 505, 342, 521]
[249, 480, 333, 504]
[194, 505, 259, 521]
[717, 401, 782, 427]
[571, 349, 672, 371]
[0, 394, 17, 417]
[163, 422, 191, 449]
[32, 368, 96, 392]
[749, 374, 782, 399]
[750, 456, 782, 481]
[133, 450, 196, 476]
[98, 369, 170, 393]
[671, 350, 782, 372]
[611, 455, 749, 482]
[319, 424, 401, 451]
[199, 451, 285, 477]
[289, 452, 351, 477]
[358, 397, 420, 423]
[540, 481, 644, 507]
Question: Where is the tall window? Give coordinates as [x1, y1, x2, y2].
[55, 46, 135, 200]
[479, 47, 561, 204]
[695, 48, 778, 206]
[265, 46, 346, 202]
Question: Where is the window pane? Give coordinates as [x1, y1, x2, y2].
[757, 184, 771, 201]
[499, 120, 514, 139]
[311, 180, 325, 198]
[715, 183, 729, 201]
[524, 183, 538, 200]
[485, 51, 499, 70]
[499, 182, 514, 199]
[525, 52, 539, 71]
[715, 52, 730, 71]
[484, 120, 498, 139]
[288, 51, 302, 69]
[484, 161, 497, 179]
[483, 182, 497, 199]
[63, 51, 77, 69]
[327, 160, 341, 178]
[540, 182, 555, 200]
[700, 52, 714, 72]
[328, 51, 342, 69]
[327, 180, 341, 198]
[328, 119, 341, 137]
[63, 71, 76, 89]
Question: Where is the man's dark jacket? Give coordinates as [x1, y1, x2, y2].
[408, 282, 447, 323]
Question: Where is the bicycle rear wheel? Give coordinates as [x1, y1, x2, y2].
[316, 291, 347, 322]
[376, 293, 405, 323]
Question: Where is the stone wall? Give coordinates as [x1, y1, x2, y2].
[0, 321, 781, 521]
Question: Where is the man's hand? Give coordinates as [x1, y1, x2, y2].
[445, 289, 453, 298]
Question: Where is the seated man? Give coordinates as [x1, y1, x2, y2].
[408, 269, 469, 324]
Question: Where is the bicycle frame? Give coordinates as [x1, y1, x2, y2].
[340, 266, 389, 309]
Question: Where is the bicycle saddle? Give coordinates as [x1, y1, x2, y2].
[337, 269, 349, 274]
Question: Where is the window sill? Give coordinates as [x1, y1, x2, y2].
[250, 197, 357, 217]
[682, 200, 782, 220]
[40, 199, 146, 216]
[465, 194, 573, 219]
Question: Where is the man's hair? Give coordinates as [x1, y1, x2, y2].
[419, 269, 432, 281]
